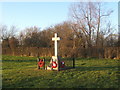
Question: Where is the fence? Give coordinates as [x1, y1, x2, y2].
[104, 47, 120, 59]
[2, 47, 53, 57]
[2, 47, 120, 59]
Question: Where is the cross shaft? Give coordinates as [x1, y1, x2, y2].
[52, 33, 60, 56]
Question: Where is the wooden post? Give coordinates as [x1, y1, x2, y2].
[58, 56, 60, 71]
[37, 57, 40, 69]
[43, 58, 45, 70]
[51, 58, 53, 70]
[73, 57, 75, 68]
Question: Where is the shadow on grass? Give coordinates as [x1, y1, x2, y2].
[2, 66, 119, 88]
[2, 73, 86, 88]
[75, 57, 104, 61]
[2, 76, 42, 88]
[75, 66, 118, 71]
[3, 73, 61, 88]
[2, 59, 51, 63]
[2, 60, 36, 62]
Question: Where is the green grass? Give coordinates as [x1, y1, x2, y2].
[2, 55, 120, 88]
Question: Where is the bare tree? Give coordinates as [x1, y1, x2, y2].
[0, 25, 18, 48]
[9, 36, 19, 55]
[18, 31, 25, 46]
[23, 26, 40, 47]
[95, 3, 113, 47]
[69, 2, 113, 47]
[0, 25, 9, 41]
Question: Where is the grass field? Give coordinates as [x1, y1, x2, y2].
[2, 55, 120, 88]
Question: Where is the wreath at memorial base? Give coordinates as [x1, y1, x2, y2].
[61, 61, 65, 68]
[38, 60, 44, 67]
[52, 61, 57, 68]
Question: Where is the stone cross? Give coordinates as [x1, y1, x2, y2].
[52, 33, 60, 57]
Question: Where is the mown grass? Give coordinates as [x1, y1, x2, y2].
[2, 55, 120, 88]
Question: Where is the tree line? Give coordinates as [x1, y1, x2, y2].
[1, 2, 119, 57]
